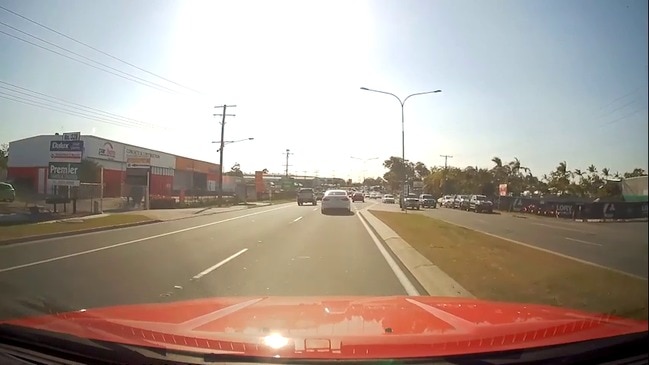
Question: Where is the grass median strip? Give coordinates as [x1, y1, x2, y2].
[370, 210, 648, 320]
[0, 214, 155, 242]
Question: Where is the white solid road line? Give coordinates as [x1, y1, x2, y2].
[0, 205, 292, 274]
[357, 211, 420, 296]
[565, 237, 602, 246]
[192, 248, 248, 280]
[291, 216, 303, 223]
[531, 221, 588, 234]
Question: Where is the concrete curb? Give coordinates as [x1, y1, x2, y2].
[0, 219, 162, 246]
[359, 210, 474, 298]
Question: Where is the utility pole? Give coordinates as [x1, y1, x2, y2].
[284, 149, 293, 177]
[214, 105, 236, 206]
[440, 154, 453, 195]
[440, 154, 453, 169]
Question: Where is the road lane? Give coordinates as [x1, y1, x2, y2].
[372, 203, 648, 279]
[0, 203, 295, 271]
[0, 199, 408, 320]
[173, 200, 406, 299]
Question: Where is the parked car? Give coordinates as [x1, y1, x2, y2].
[321, 189, 351, 214]
[0, 182, 16, 202]
[352, 192, 365, 202]
[453, 195, 471, 210]
[419, 194, 437, 208]
[296, 188, 317, 206]
[382, 194, 395, 204]
[441, 195, 454, 207]
[469, 194, 494, 213]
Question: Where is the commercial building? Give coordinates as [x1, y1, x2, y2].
[7, 134, 223, 197]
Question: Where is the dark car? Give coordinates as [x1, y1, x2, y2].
[296, 188, 317, 206]
[419, 194, 437, 208]
[352, 192, 364, 202]
[0, 182, 15, 202]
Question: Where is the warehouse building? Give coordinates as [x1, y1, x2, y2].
[7, 134, 223, 197]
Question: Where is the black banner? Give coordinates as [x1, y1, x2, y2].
[496, 195, 647, 220]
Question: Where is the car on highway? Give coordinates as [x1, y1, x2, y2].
[382, 194, 395, 203]
[469, 194, 494, 213]
[296, 188, 317, 206]
[0, 182, 15, 202]
[315, 191, 324, 201]
[352, 192, 365, 202]
[419, 194, 437, 208]
[400, 193, 421, 210]
[321, 189, 351, 214]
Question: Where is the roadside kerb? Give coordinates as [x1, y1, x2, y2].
[359, 209, 474, 298]
[0, 219, 162, 246]
[428, 214, 649, 281]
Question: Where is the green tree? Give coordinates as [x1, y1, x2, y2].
[226, 162, 244, 177]
[79, 159, 101, 183]
[0, 143, 7, 170]
[624, 168, 647, 178]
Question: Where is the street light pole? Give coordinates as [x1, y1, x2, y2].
[211, 137, 254, 205]
[360, 87, 441, 208]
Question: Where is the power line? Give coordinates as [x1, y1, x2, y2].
[0, 91, 157, 129]
[0, 4, 203, 95]
[0, 28, 182, 95]
[0, 81, 160, 129]
[602, 106, 647, 126]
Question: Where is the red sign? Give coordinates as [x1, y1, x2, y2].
[499, 184, 508, 196]
[255, 171, 265, 193]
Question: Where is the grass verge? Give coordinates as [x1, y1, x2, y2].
[0, 214, 154, 242]
[370, 210, 648, 320]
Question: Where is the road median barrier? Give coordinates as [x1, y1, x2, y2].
[369, 209, 648, 320]
[360, 210, 473, 298]
[0, 214, 160, 245]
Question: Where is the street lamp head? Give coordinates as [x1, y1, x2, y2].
[248, 137, 254, 140]
[360, 87, 369, 90]
[433, 90, 442, 93]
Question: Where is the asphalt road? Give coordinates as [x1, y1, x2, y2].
[0, 201, 410, 320]
[374, 202, 648, 279]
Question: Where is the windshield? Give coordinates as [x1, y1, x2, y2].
[0, 0, 647, 363]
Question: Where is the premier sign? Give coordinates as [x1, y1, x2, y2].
[48, 162, 81, 186]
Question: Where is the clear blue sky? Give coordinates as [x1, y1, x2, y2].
[1, 0, 647, 181]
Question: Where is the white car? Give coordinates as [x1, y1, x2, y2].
[321, 189, 352, 214]
[382, 194, 395, 204]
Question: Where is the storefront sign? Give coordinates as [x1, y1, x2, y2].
[98, 141, 117, 159]
[48, 162, 81, 186]
[127, 157, 151, 169]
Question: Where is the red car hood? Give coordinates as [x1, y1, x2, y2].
[2, 296, 647, 360]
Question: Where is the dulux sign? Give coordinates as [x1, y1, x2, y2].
[49, 140, 84, 152]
